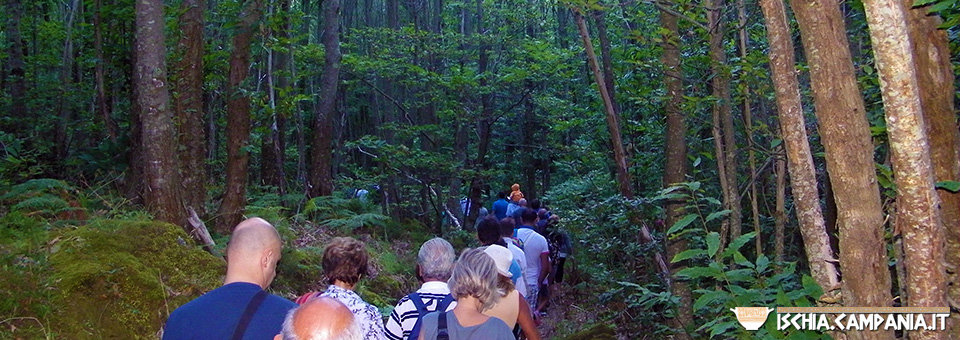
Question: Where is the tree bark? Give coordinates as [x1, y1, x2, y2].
[93, 0, 117, 142]
[136, 0, 186, 227]
[4, 0, 27, 131]
[174, 0, 207, 218]
[262, 0, 290, 193]
[791, 1, 893, 338]
[660, 7, 693, 339]
[738, 0, 761, 258]
[309, 0, 341, 198]
[862, 1, 946, 339]
[217, 0, 262, 233]
[55, 0, 80, 160]
[760, 0, 840, 294]
[707, 0, 741, 248]
[905, 2, 960, 333]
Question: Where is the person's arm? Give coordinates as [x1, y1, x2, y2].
[538, 252, 550, 284]
[517, 293, 542, 340]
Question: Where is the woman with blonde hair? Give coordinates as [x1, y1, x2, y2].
[418, 248, 513, 340]
[480, 245, 541, 340]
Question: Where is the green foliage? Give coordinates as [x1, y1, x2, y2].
[1, 179, 84, 220]
[303, 196, 390, 232]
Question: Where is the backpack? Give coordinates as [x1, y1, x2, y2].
[407, 293, 456, 340]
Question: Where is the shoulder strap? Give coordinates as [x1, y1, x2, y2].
[409, 293, 426, 313]
[231, 290, 268, 340]
[436, 294, 455, 311]
[437, 311, 449, 340]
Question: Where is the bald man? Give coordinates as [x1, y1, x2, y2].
[275, 297, 363, 340]
[162, 218, 298, 340]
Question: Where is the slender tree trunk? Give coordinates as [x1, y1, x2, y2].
[217, 0, 262, 233]
[707, 0, 741, 248]
[574, 7, 672, 301]
[773, 145, 786, 263]
[93, 0, 117, 142]
[791, 2, 893, 339]
[862, 1, 946, 339]
[136, 0, 186, 227]
[738, 0, 761, 258]
[905, 2, 960, 333]
[593, 10, 619, 116]
[56, 0, 81, 160]
[309, 0, 341, 198]
[760, 0, 841, 294]
[660, 7, 692, 338]
[174, 0, 207, 218]
[4, 0, 27, 130]
[262, 0, 290, 193]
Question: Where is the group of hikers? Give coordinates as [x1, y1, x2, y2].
[161, 183, 572, 340]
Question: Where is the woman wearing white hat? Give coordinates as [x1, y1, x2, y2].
[481, 245, 541, 340]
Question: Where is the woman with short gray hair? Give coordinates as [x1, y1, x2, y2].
[417, 248, 514, 340]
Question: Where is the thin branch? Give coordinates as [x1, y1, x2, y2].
[351, 73, 438, 147]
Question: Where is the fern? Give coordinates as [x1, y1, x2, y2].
[320, 212, 390, 231]
[11, 196, 70, 214]
[1, 179, 73, 201]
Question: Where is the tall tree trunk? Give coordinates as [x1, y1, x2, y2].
[262, 0, 290, 193]
[217, 0, 262, 233]
[791, 2, 893, 339]
[309, 0, 341, 198]
[660, 7, 693, 339]
[136, 0, 186, 226]
[773, 145, 786, 263]
[592, 10, 619, 116]
[574, 7, 672, 306]
[738, 0, 761, 258]
[55, 0, 81, 160]
[93, 0, 117, 142]
[760, 0, 840, 295]
[862, 1, 946, 339]
[4, 0, 27, 131]
[707, 0, 741, 248]
[905, 2, 960, 334]
[174, 0, 207, 218]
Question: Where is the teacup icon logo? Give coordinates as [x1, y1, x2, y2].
[730, 307, 774, 330]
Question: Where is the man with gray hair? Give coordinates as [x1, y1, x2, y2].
[274, 296, 362, 340]
[384, 238, 458, 340]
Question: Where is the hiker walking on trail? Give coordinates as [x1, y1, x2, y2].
[515, 209, 550, 317]
[385, 238, 458, 340]
[492, 191, 510, 220]
[162, 218, 297, 340]
[480, 245, 542, 340]
[417, 248, 514, 340]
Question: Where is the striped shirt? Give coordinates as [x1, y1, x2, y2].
[384, 281, 457, 340]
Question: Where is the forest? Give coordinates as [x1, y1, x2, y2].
[1, 0, 959, 338]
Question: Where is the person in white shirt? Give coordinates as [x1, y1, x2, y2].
[384, 238, 458, 340]
[514, 209, 550, 315]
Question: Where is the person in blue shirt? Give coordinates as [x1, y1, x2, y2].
[492, 191, 510, 220]
[162, 218, 297, 340]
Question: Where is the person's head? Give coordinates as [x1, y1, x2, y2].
[448, 248, 500, 312]
[497, 191, 508, 200]
[530, 199, 542, 210]
[499, 218, 516, 238]
[476, 216, 506, 247]
[537, 208, 548, 220]
[225, 217, 283, 289]
[322, 237, 369, 286]
[521, 208, 538, 226]
[417, 237, 456, 282]
[511, 183, 520, 192]
[518, 198, 527, 207]
[276, 296, 362, 340]
[481, 245, 515, 295]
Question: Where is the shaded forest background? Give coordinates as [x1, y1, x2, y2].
[1, 0, 959, 338]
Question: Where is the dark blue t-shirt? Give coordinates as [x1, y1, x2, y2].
[162, 282, 297, 340]
[492, 199, 509, 220]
